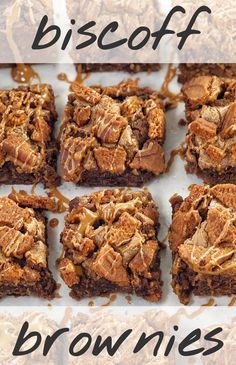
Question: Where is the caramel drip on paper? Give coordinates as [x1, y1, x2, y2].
[30, 182, 37, 195]
[176, 307, 206, 320]
[228, 297, 236, 306]
[160, 64, 183, 109]
[202, 298, 215, 307]
[58, 68, 90, 86]
[48, 187, 69, 213]
[49, 218, 59, 228]
[11, 64, 40, 84]
[125, 295, 132, 304]
[60, 307, 73, 327]
[101, 294, 117, 307]
[165, 144, 185, 173]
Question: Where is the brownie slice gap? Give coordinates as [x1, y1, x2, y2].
[76, 63, 161, 74]
[59, 188, 162, 302]
[182, 75, 236, 185]
[0, 192, 57, 299]
[178, 64, 236, 84]
[60, 79, 166, 186]
[0, 84, 59, 187]
[169, 184, 236, 305]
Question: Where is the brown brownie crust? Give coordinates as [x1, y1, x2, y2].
[0, 193, 56, 299]
[169, 184, 236, 304]
[182, 76, 236, 185]
[60, 79, 166, 186]
[59, 188, 162, 302]
[77, 64, 161, 73]
[178, 64, 236, 84]
[0, 84, 59, 187]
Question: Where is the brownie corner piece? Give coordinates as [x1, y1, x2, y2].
[182, 75, 236, 185]
[60, 79, 166, 186]
[0, 193, 56, 299]
[59, 188, 162, 302]
[0, 84, 59, 187]
[169, 183, 236, 305]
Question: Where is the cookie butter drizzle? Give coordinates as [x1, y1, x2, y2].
[101, 294, 117, 307]
[202, 298, 215, 307]
[48, 188, 69, 213]
[58, 67, 90, 85]
[165, 143, 185, 173]
[11, 64, 40, 84]
[159, 64, 183, 109]
[228, 297, 236, 306]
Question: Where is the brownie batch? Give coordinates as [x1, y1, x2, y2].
[0, 63, 235, 304]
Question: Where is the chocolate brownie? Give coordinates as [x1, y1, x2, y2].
[0, 84, 59, 186]
[0, 192, 56, 299]
[178, 64, 236, 84]
[169, 184, 236, 304]
[60, 79, 166, 186]
[76, 64, 161, 73]
[59, 188, 162, 302]
[182, 76, 236, 185]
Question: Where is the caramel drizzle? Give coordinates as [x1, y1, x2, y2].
[228, 297, 236, 307]
[88, 300, 95, 307]
[159, 64, 183, 109]
[165, 144, 185, 173]
[101, 294, 117, 307]
[48, 187, 69, 213]
[11, 64, 40, 84]
[202, 298, 215, 307]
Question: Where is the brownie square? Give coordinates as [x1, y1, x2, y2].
[178, 64, 236, 84]
[59, 188, 162, 302]
[182, 76, 236, 185]
[0, 192, 56, 299]
[60, 80, 166, 186]
[0, 84, 59, 187]
[76, 63, 161, 74]
[169, 184, 236, 304]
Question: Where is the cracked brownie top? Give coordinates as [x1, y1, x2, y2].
[59, 188, 162, 301]
[0, 84, 58, 186]
[170, 184, 236, 275]
[60, 79, 166, 185]
[182, 76, 236, 174]
[0, 192, 55, 287]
